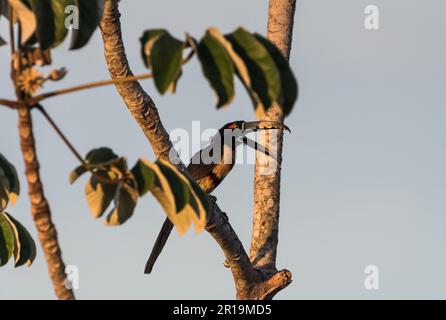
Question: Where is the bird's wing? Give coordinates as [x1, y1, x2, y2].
[187, 147, 216, 181]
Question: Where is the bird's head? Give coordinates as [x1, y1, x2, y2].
[220, 120, 291, 136]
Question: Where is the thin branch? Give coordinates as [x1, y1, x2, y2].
[35, 104, 86, 165]
[8, 9, 15, 55]
[35, 105, 124, 185]
[30, 73, 153, 105]
[0, 98, 19, 109]
[28, 51, 195, 106]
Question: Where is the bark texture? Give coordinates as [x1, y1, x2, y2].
[99, 0, 293, 299]
[250, 0, 296, 276]
[99, 1, 175, 163]
[18, 107, 74, 300]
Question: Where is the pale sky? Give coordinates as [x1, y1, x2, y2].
[1, 0, 446, 299]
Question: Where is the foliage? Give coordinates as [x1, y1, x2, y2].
[0, 0, 104, 50]
[140, 27, 298, 117]
[70, 148, 208, 234]
[0, 153, 36, 267]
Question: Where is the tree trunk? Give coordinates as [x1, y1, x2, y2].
[17, 107, 74, 300]
[250, 0, 297, 276]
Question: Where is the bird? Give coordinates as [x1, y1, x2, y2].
[144, 120, 290, 274]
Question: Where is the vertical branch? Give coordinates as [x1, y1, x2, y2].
[17, 107, 75, 300]
[8, 13, 74, 299]
[249, 0, 297, 274]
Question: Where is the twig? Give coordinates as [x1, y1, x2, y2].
[29, 73, 154, 105]
[0, 98, 19, 109]
[35, 104, 86, 166]
[8, 9, 15, 55]
[35, 105, 126, 185]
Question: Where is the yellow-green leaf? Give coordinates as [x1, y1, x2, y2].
[50, 0, 72, 47]
[156, 160, 207, 234]
[131, 159, 155, 196]
[85, 176, 116, 219]
[0, 212, 14, 266]
[105, 179, 138, 226]
[2, 212, 36, 267]
[0, 153, 20, 206]
[69, 165, 87, 185]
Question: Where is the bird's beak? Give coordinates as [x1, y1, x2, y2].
[242, 121, 291, 133]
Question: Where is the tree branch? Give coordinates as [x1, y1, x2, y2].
[250, 0, 296, 276]
[99, 0, 291, 299]
[17, 106, 75, 300]
[0, 98, 18, 109]
[29, 73, 153, 105]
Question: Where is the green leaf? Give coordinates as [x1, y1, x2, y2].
[0, 212, 14, 266]
[196, 31, 235, 108]
[28, 0, 56, 50]
[226, 27, 281, 111]
[151, 33, 184, 94]
[50, 0, 72, 47]
[131, 159, 155, 196]
[206, 27, 265, 118]
[105, 179, 138, 226]
[0, 174, 9, 211]
[85, 147, 118, 165]
[140, 29, 168, 68]
[70, 148, 119, 184]
[254, 34, 298, 117]
[156, 160, 190, 213]
[154, 160, 207, 234]
[70, 0, 102, 50]
[2, 212, 36, 267]
[69, 165, 87, 184]
[0, 153, 20, 206]
[85, 176, 116, 219]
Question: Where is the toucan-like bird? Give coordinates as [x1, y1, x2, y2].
[144, 120, 290, 274]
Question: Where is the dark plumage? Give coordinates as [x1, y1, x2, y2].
[144, 120, 290, 274]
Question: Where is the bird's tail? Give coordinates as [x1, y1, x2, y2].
[144, 218, 174, 274]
